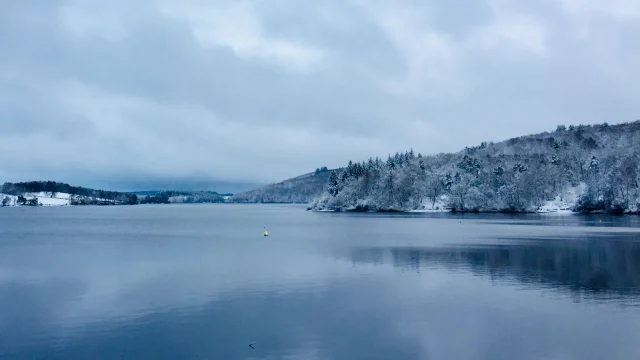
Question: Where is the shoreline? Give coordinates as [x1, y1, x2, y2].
[2, 202, 638, 215]
[308, 207, 640, 215]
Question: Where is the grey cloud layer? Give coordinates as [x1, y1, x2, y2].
[1, 0, 639, 189]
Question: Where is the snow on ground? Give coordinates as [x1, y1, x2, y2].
[535, 184, 585, 214]
[410, 195, 450, 212]
[0, 194, 17, 206]
[32, 191, 71, 200]
[169, 196, 189, 203]
[407, 187, 586, 214]
[36, 196, 70, 206]
[0, 192, 71, 206]
[32, 192, 71, 206]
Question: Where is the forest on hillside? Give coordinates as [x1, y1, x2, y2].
[138, 190, 226, 204]
[230, 168, 333, 203]
[311, 121, 640, 214]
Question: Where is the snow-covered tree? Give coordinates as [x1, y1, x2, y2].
[386, 155, 396, 170]
[308, 121, 640, 213]
[328, 170, 339, 196]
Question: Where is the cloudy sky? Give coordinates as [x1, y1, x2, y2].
[1, 0, 639, 191]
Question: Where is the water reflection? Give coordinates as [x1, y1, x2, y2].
[330, 211, 640, 228]
[0, 276, 423, 360]
[347, 234, 640, 301]
[3, 206, 640, 360]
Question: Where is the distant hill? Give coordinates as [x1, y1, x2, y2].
[310, 121, 640, 214]
[0, 182, 233, 206]
[131, 190, 232, 197]
[130, 191, 163, 196]
[0, 181, 138, 206]
[117, 179, 259, 194]
[229, 167, 336, 203]
[136, 190, 231, 204]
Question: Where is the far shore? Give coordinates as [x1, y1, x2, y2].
[306, 207, 639, 215]
[3, 201, 639, 215]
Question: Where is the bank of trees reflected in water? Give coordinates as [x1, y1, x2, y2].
[347, 235, 640, 299]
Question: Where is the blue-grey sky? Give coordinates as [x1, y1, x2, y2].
[1, 0, 639, 191]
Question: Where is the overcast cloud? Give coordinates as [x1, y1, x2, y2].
[1, 0, 639, 191]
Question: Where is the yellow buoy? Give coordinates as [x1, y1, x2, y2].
[264, 230, 269, 237]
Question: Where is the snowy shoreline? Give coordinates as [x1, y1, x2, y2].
[307, 184, 607, 215]
[309, 208, 580, 214]
[311, 208, 640, 215]
[0, 192, 122, 207]
[1, 192, 71, 207]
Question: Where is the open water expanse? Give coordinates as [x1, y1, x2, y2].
[1, 204, 640, 359]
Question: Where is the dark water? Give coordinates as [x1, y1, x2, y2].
[1, 205, 640, 360]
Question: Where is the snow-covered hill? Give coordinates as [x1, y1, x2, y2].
[0, 192, 71, 206]
[229, 169, 336, 203]
[309, 121, 640, 213]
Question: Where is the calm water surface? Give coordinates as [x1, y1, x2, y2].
[1, 204, 640, 360]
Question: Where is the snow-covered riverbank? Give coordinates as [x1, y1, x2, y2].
[312, 186, 588, 214]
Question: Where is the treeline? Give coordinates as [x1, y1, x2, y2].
[1, 181, 138, 205]
[138, 191, 226, 204]
[311, 121, 640, 214]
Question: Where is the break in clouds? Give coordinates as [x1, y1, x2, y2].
[1, 0, 639, 191]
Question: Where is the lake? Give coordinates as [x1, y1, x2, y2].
[1, 204, 640, 360]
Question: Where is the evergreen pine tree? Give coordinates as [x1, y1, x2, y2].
[442, 174, 453, 190]
[387, 155, 396, 170]
[328, 171, 339, 196]
[395, 152, 404, 167]
[340, 170, 349, 183]
[347, 160, 354, 177]
[367, 158, 375, 171]
[589, 156, 599, 172]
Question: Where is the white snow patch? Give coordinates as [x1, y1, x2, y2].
[535, 184, 585, 214]
[31, 192, 71, 206]
[37, 197, 70, 206]
[409, 208, 449, 213]
[0, 192, 72, 206]
[411, 195, 449, 212]
[0, 194, 18, 206]
[169, 196, 189, 203]
[32, 192, 72, 200]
